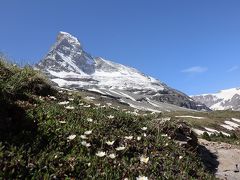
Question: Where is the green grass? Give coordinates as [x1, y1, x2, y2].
[0, 58, 215, 179]
[162, 110, 240, 145]
[201, 131, 240, 145]
[163, 110, 240, 130]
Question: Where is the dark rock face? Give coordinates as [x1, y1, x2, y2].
[193, 95, 220, 107]
[37, 32, 95, 74]
[152, 88, 210, 111]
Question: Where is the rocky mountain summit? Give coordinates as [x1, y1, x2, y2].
[192, 88, 240, 111]
[36, 31, 209, 112]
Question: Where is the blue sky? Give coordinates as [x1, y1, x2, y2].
[1, 0, 240, 95]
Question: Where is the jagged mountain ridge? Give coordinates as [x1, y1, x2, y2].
[37, 31, 209, 112]
[37, 32, 95, 75]
[192, 88, 240, 111]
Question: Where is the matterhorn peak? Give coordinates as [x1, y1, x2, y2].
[56, 31, 81, 48]
[37, 31, 95, 74]
[36, 32, 210, 111]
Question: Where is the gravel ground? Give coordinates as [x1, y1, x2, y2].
[199, 139, 240, 180]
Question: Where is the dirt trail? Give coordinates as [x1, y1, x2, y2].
[199, 139, 240, 180]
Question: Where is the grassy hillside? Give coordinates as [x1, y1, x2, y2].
[163, 111, 240, 145]
[0, 58, 214, 179]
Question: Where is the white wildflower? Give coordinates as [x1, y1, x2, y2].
[96, 151, 106, 157]
[80, 135, 88, 139]
[141, 127, 147, 131]
[81, 141, 91, 147]
[116, 146, 126, 151]
[137, 136, 142, 141]
[49, 96, 57, 100]
[87, 163, 91, 167]
[140, 155, 149, 164]
[165, 143, 169, 146]
[124, 136, 133, 140]
[59, 121, 66, 124]
[84, 130, 92, 135]
[179, 156, 183, 160]
[87, 118, 93, 122]
[65, 106, 75, 110]
[143, 133, 147, 137]
[136, 176, 148, 180]
[108, 115, 114, 119]
[39, 96, 44, 101]
[132, 112, 139, 116]
[106, 141, 115, 146]
[67, 135, 76, 140]
[108, 153, 116, 159]
[58, 101, 69, 105]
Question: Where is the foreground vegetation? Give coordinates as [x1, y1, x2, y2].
[201, 131, 240, 145]
[0, 58, 215, 179]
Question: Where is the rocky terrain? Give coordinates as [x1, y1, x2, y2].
[199, 139, 240, 180]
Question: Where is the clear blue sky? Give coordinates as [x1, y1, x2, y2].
[1, 0, 240, 95]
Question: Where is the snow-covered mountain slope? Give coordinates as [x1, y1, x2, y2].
[192, 88, 240, 111]
[36, 31, 209, 111]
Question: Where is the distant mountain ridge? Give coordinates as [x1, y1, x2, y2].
[36, 31, 209, 112]
[192, 88, 240, 111]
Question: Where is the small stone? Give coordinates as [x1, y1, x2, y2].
[234, 164, 239, 173]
